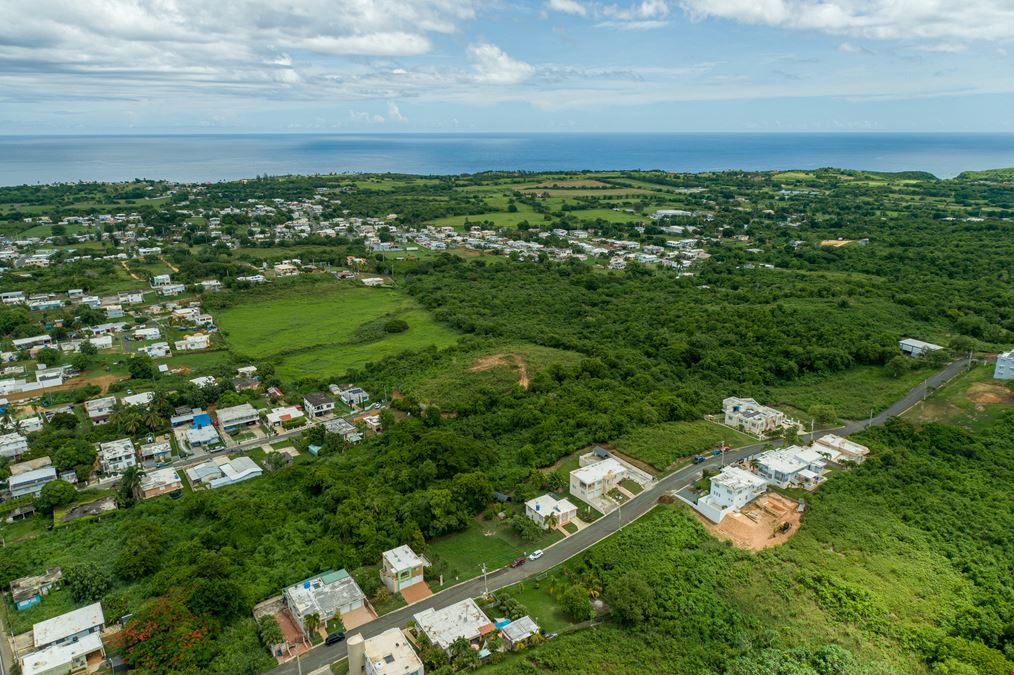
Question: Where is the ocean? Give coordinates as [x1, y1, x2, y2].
[1, 132, 1013, 186]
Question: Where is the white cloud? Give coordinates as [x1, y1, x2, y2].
[595, 19, 669, 29]
[679, 0, 1014, 42]
[349, 109, 385, 124]
[547, 0, 589, 16]
[387, 101, 407, 121]
[467, 42, 536, 84]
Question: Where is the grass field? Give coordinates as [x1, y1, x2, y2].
[427, 210, 538, 230]
[764, 364, 934, 421]
[567, 208, 649, 224]
[499, 574, 580, 633]
[403, 343, 585, 410]
[216, 285, 460, 380]
[902, 363, 1013, 432]
[612, 420, 755, 471]
[426, 517, 563, 587]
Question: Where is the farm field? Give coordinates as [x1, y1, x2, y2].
[612, 420, 755, 471]
[902, 363, 1014, 431]
[427, 210, 537, 230]
[216, 283, 461, 381]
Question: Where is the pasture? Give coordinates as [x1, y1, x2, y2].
[613, 420, 755, 472]
[216, 285, 459, 380]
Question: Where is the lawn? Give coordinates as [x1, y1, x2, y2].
[612, 420, 755, 471]
[498, 575, 579, 633]
[567, 208, 649, 224]
[902, 363, 1013, 432]
[426, 517, 563, 586]
[426, 210, 537, 230]
[215, 285, 460, 380]
[5, 588, 79, 635]
[764, 363, 935, 421]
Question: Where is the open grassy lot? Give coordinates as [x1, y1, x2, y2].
[612, 420, 755, 471]
[216, 285, 460, 380]
[498, 574, 580, 633]
[403, 343, 585, 410]
[764, 363, 934, 421]
[567, 208, 649, 224]
[426, 517, 563, 587]
[902, 363, 1013, 432]
[427, 210, 537, 230]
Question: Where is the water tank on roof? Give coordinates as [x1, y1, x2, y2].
[304, 581, 311, 589]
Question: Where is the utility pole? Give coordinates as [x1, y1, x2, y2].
[480, 563, 489, 596]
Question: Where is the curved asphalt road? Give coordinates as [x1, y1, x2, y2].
[269, 357, 970, 675]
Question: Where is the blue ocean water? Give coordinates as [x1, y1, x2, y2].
[1, 133, 1013, 185]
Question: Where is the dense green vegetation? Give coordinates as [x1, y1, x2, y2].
[483, 416, 1014, 674]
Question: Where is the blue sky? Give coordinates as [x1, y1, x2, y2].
[1, 0, 1013, 133]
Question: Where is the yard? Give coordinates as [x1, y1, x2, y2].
[902, 363, 1013, 432]
[612, 420, 755, 472]
[215, 285, 460, 380]
[426, 517, 563, 587]
[497, 575, 580, 633]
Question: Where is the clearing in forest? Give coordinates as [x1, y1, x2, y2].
[468, 352, 529, 389]
[693, 493, 802, 552]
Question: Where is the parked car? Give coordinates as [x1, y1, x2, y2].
[510, 557, 526, 568]
[325, 632, 345, 646]
[692, 455, 706, 464]
[528, 549, 544, 561]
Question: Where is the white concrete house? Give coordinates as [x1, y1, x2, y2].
[380, 545, 430, 594]
[898, 338, 943, 357]
[525, 494, 578, 529]
[754, 445, 826, 488]
[994, 349, 1014, 380]
[696, 466, 768, 523]
[722, 397, 790, 435]
[569, 458, 626, 502]
[812, 434, 870, 464]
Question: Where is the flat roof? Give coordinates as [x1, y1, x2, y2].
[899, 337, 943, 350]
[9, 466, 56, 486]
[711, 466, 767, 491]
[413, 598, 493, 650]
[33, 602, 104, 647]
[22, 632, 103, 675]
[363, 628, 424, 675]
[284, 569, 365, 619]
[10, 456, 52, 476]
[139, 468, 181, 491]
[570, 457, 626, 484]
[501, 615, 540, 643]
[216, 402, 258, 425]
[382, 545, 429, 572]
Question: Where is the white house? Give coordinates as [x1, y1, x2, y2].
[525, 494, 578, 529]
[8, 460, 58, 498]
[133, 326, 161, 340]
[139, 440, 172, 463]
[283, 569, 366, 638]
[413, 598, 493, 653]
[0, 431, 29, 459]
[97, 438, 137, 475]
[347, 627, 424, 675]
[994, 349, 1014, 380]
[22, 603, 105, 675]
[136, 468, 182, 500]
[174, 333, 210, 351]
[83, 396, 117, 424]
[569, 458, 626, 502]
[139, 342, 171, 358]
[812, 434, 870, 464]
[754, 445, 826, 488]
[120, 391, 154, 407]
[266, 406, 304, 427]
[722, 397, 791, 435]
[216, 403, 259, 432]
[208, 456, 262, 488]
[380, 545, 430, 594]
[32, 601, 104, 649]
[696, 466, 768, 523]
[898, 338, 943, 357]
[303, 392, 335, 418]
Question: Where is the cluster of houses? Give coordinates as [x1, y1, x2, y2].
[13, 601, 107, 675]
[262, 542, 541, 672]
[692, 433, 870, 524]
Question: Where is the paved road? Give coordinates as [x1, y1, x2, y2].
[270, 358, 970, 675]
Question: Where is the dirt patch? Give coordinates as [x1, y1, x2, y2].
[693, 493, 801, 552]
[820, 239, 853, 247]
[468, 353, 529, 389]
[2, 373, 127, 402]
[966, 383, 1014, 405]
[120, 260, 142, 281]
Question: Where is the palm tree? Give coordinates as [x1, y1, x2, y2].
[303, 613, 320, 638]
[545, 513, 559, 530]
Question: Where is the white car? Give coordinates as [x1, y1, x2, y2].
[528, 549, 544, 561]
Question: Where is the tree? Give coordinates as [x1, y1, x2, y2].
[64, 564, 112, 602]
[810, 405, 838, 425]
[52, 441, 95, 480]
[35, 480, 77, 514]
[886, 355, 910, 378]
[127, 354, 156, 380]
[559, 583, 594, 622]
[116, 523, 167, 580]
[257, 615, 284, 650]
[448, 636, 480, 671]
[69, 352, 92, 372]
[35, 347, 61, 365]
[384, 319, 409, 333]
[118, 465, 144, 507]
[303, 612, 321, 635]
[604, 572, 656, 625]
[508, 513, 543, 543]
[79, 340, 98, 356]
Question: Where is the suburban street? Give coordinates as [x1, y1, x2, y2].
[269, 357, 970, 675]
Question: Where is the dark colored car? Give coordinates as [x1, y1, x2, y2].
[510, 557, 527, 568]
[692, 455, 706, 464]
[325, 632, 345, 646]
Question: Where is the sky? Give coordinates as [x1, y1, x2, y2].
[1, 0, 1013, 134]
